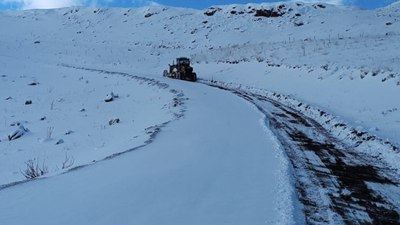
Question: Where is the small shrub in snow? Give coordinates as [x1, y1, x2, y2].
[21, 159, 48, 179]
[10, 121, 22, 126]
[8, 125, 29, 141]
[321, 64, 329, 71]
[61, 154, 74, 169]
[64, 130, 74, 135]
[47, 126, 54, 140]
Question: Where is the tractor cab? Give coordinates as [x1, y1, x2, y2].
[163, 57, 197, 82]
[176, 57, 190, 66]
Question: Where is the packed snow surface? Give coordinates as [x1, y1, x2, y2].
[0, 67, 300, 224]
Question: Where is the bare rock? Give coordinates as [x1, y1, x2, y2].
[255, 9, 285, 17]
[204, 7, 222, 16]
[104, 92, 118, 102]
[56, 139, 64, 145]
[65, 130, 74, 135]
[109, 118, 120, 126]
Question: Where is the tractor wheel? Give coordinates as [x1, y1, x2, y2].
[192, 73, 197, 82]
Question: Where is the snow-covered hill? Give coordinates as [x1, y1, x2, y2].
[0, 1, 399, 141]
[0, 2, 400, 224]
[1, 0, 399, 171]
[0, 2, 399, 70]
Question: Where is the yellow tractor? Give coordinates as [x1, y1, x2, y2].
[163, 57, 197, 82]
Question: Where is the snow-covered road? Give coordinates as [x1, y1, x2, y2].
[0, 69, 300, 225]
[205, 82, 400, 224]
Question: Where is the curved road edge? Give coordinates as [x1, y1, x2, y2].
[200, 79, 400, 224]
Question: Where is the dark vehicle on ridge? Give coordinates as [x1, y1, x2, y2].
[163, 57, 197, 82]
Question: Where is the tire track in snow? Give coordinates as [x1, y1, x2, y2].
[202, 81, 400, 225]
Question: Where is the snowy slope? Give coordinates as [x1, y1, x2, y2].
[0, 2, 399, 73]
[0, 1, 400, 224]
[0, 54, 187, 185]
[0, 67, 301, 225]
[0, 2, 398, 146]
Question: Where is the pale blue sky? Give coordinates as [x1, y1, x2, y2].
[0, 0, 398, 10]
